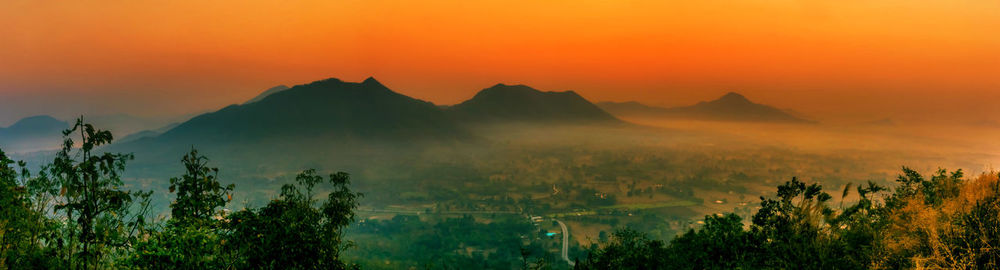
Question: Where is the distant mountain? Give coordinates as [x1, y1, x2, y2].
[244, 85, 290, 104]
[0, 115, 69, 153]
[117, 130, 161, 144]
[141, 77, 472, 146]
[598, 92, 813, 123]
[116, 122, 181, 144]
[446, 84, 622, 124]
[89, 114, 187, 137]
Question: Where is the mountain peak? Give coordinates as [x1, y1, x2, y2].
[8, 115, 65, 129]
[362, 76, 381, 85]
[448, 84, 621, 124]
[244, 85, 291, 104]
[717, 92, 751, 103]
[0, 115, 69, 153]
[599, 92, 813, 123]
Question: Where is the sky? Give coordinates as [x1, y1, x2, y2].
[1, 0, 999, 125]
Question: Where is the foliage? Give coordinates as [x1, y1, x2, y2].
[665, 213, 757, 269]
[124, 148, 233, 269]
[123, 224, 229, 269]
[168, 148, 234, 226]
[2, 119, 364, 269]
[575, 229, 666, 269]
[223, 169, 362, 269]
[46, 118, 153, 269]
[0, 148, 61, 269]
[578, 169, 1000, 270]
[9, 118, 1000, 269]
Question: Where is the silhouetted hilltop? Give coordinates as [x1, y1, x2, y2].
[149, 77, 472, 145]
[116, 122, 180, 144]
[244, 85, 291, 104]
[0, 115, 69, 153]
[447, 84, 622, 124]
[599, 92, 813, 123]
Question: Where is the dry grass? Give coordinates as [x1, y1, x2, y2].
[881, 173, 1000, 270]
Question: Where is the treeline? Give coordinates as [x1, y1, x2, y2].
[577, 168, 1000, 269]
[0, 118, 362, 269]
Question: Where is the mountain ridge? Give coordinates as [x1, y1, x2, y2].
[0, 115, 69, 153]
[446, 84, 623, 124]
[598, 92, 813, 123]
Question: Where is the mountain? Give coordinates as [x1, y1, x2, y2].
[140, 77, 472, 146]
[89, 114, 189, 137]
[244, 85, 290, 104]
[0, 115, 69, 153]
[598, 92, 813, 123]
[446, 84, 622, 124]
[116, 122, 180, 144]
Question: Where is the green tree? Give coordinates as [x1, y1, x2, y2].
[48, 117, 152, 269]
[168, 148, 234, 226]
[750, 177, 850, 268]
[575, 229, 667, 269]
[666, 213, 758, 269]
[0, 148, 48, 268]
[124, 148, 233, 269]
[225, 169, 362, 269]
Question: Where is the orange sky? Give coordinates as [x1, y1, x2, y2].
[1, 0, 998, 125]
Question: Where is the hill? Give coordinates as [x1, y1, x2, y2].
[89, 113, 188, 137]
[446, 84, 622, 124]
[133, 77, 472, 147]
[598, 92, 813, 123]
[0, 115, 69, 153]
[244, 85, 291, 104]
[116, 123, 181, 144]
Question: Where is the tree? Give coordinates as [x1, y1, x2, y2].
[48, 117, 152, 269]
[168, 148, 234, 226]
[224, 169, 362, 269]
[575, 229, 667, 269]
[666, 213, 758, 269]
[0, 148, 55, 268]
[750, 177, 851, 269]
[124, 148, 234, 269]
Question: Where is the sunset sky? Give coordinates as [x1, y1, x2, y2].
[1, 0, 998, 125]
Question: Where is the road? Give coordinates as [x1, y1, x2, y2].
[554, 219, 575, 267]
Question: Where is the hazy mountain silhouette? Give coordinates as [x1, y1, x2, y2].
[139, 77, 472, 146]
[598, 92, 813, 123]
[88, 113, 189, 137]
[244, 85, 290, 104]
[446, 84, 622, 124]
[0, 115, 69, 153]
[116, 122, 180, 144]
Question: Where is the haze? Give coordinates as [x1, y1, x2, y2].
[2, 0, 999, 125]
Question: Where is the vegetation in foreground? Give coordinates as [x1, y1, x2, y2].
[1, 118, 361, 269]
[3, 118, 1000, 269]
[578, 168, 1000, 269]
